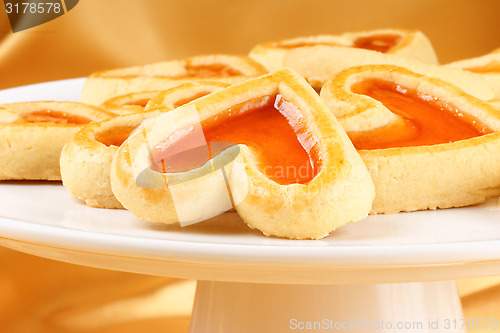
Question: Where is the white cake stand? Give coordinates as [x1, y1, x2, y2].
[1, 80, 500, 333]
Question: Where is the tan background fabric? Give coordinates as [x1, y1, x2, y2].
[1, 0, 500, 89]
[0, 0, 499, 332]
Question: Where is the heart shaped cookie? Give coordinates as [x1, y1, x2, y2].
[81, 55, 267, 105]
[446, 48, 500, 98]
[249, 29, 438, 73]
[0, 101, 113, 180]
[61, 81, 228, 209]
[110, 69, 374, 239]
[321, 65, 500, 214]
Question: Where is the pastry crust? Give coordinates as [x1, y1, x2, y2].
[61, 81, 228, 209]
[144, 81, 229, 111]
[101, 91, 163, 115]
[446, 48, 500, 98]
[320, 65, 500, 214]
[249, 29, 438, 73]
[489, 99, 500, 110]
[60, 111, 161, 208]
[0, 101, 113, 181]
[81, 55, 268, 105]
[110, 69, 375, 239]
[249, 31, 492, 99]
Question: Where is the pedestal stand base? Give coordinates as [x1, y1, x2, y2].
[190, 280, 464, 333]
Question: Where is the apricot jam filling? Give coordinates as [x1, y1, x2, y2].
[150, 95, 321, 185]
[349, 79, 493, 150]
[21, 110, 92, 125]
[465, 61, 500, 74]
[95, 125, 138, 147]
[277, 34, 401, 53]
[352, 34, 401, 53]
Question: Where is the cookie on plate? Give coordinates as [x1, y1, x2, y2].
[249, 28, 438, 73]
[0, 101, 113, 181]
[110, 69, 375, 239]
[320, 65, 500, 213]
[81, 55, 267, 105]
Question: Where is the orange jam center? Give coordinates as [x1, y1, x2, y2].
[22, 110, 92, 125]
[95, 125, 138, 147]
[349, 79, 493, 150]
[277, 34, 400, 53]
[123, 99, 151, 107]
[465, 60, 500, 74]
[151, 95, 320, 185]
[183, 63, 243, 77]
[353, 34, 401, 53]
